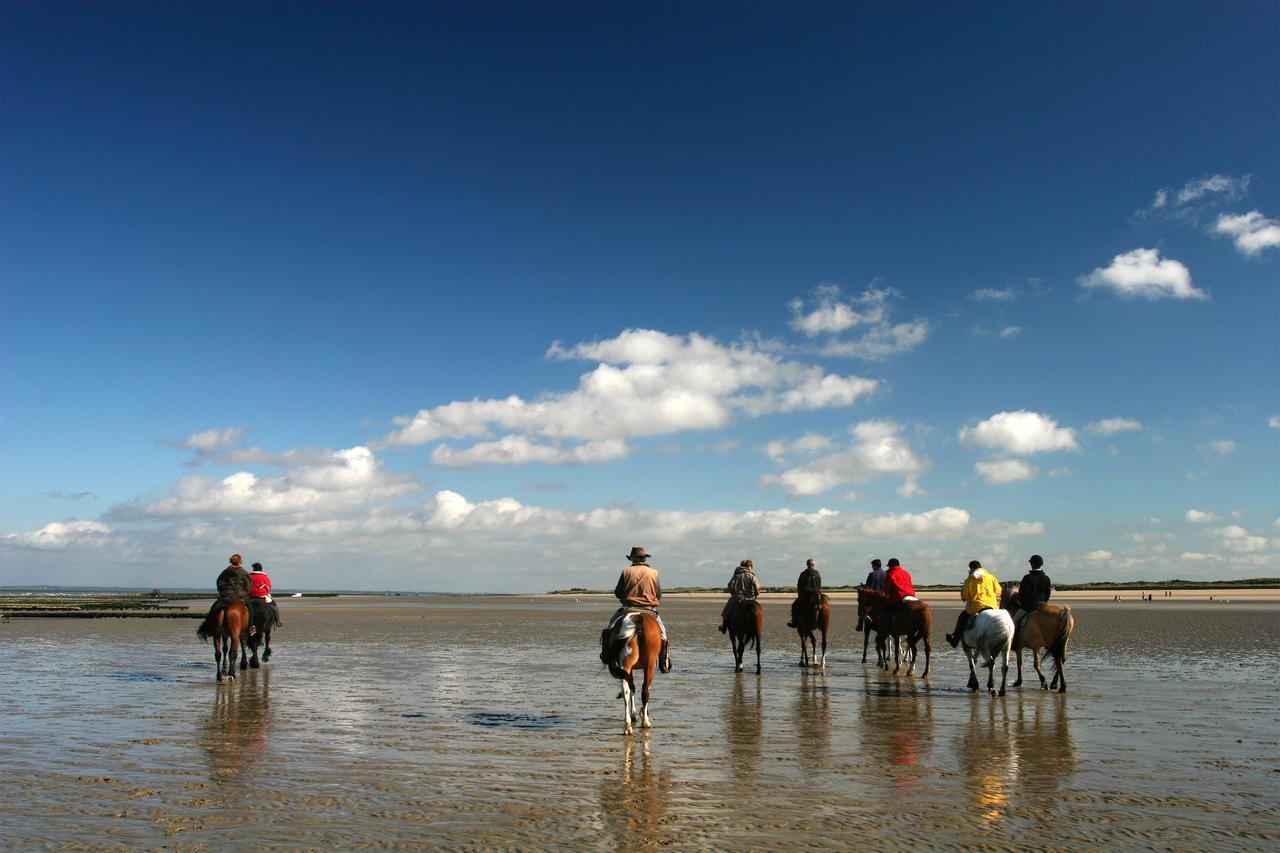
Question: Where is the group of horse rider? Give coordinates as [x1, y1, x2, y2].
[206, 553, 281, 635]
[604, 547, 1055, 668]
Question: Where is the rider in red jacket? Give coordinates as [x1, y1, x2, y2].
[882, 558, 916, 604]
[248, 562, 281, 632]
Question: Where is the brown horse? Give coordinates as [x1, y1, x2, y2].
[196, 600, 249, 683]
[856, 587, 931, 677]
[792, 593, 829, 668]
[726, 598, 763, 674]
[1002, 584, 1074, 692]
[854, 585, 888, 667]
[601, 611, 663, 735]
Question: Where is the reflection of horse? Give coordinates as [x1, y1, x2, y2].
[727, 599, 763, 673]
[855, 586, 888, 667]
[196, 600, 248, 683]
[1001, 584, 1074, 692]
[726, 677, 763, 777]
[203, 669, 271, 785]
[601, 611, 663, 735]
[792, 593, 829, 668]
[857, 587, 931, 677]
[246, 600, 277, 669]
[960, 609, 1014, 696]
[795, 670, 831, 765]
[599, 734, 670, 846]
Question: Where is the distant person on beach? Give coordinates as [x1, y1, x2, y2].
[1011, 554, 1052, 626]
[787, 559, 822, 628]
[202, 553, 252, 628]
[249, 562, 282, 631]
[718, 559, 759, 634]
[946, 560, 1001, 648]
[881, 558, 916, 611]
[865, 558, 886, 591]
[608, 547, 672, 672]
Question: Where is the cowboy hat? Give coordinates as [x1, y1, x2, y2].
[626, 546, 651, 562]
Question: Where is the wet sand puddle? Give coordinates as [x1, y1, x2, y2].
[3, 597, 1278, 848]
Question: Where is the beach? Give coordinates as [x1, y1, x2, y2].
[3, 594, 1278, 848]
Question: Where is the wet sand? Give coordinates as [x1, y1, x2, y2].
[4, 596, 1278, 848]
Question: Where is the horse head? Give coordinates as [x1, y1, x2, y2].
[1001, 582, 1020, 611]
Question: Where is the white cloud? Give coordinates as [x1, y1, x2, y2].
[763, 433, 834, 463]
[821, 320, 933, 361]
[968, 287, 1018, 301]
[761, 420, 928, 498]
[1078, 248, 1206, 301]
[1269, 416, 1280, 429]
[978, 519, 1045, 538]
[1180, 552, 1213, 561]
[958, 411, 1078, 455]
[974, 459, 1038, 484]
[381, 329, 880, 454]
[791, 285, 934, 362]
[430, 437, 629, 468]
[1086, 418, 1143, 436]
[164, 426, 244, 455]
[1148, 174, 1251, 214]
[1085, 550, 1113, 561]
[1185, 509, 1221, 524]
[4, 520, 111, 549]
[1201, 439, 1237, 457]
[1214, 210, 1280, 256]
[998, 326, 1022, 339]
[129, 446, 418, 517]
[1212, 525, 1268, 554]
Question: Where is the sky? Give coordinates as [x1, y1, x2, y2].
[1, 2, 1277, 592]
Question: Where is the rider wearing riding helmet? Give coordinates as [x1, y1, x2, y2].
[946, 560, 1002, 648]
[1013, 554, 1052, 624]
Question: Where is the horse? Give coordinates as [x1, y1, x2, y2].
[855, 585, 888, 667]
[196, 600, 249, 683]
[1001, 583, 1075, 692]
[791, 593, 829, 668]
[246, 599, 278, 669]
[857, 587, 931, 677]
[959, 608, 1014, 696]
[726, 598, 763, 674]
[601, 610, 663, 735]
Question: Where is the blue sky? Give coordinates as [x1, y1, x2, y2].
[2, 3, 1277, 592]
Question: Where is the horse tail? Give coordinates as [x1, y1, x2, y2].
[1051, 607, 1073, 661]
[196, 609, 218, 642]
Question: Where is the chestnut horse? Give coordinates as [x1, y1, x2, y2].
[856, 587, 931, 677]
[792, 593, 829, 668]
[601, 611, 663, 735]
[1001, 584, 1075, 693]
[727, 599, 763, 674]
[196, 600, 249, 683]
[854, 585, 888, 667]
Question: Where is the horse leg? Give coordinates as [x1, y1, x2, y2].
[1032, 647, 1048, 690]
[262, 627, 272, 662]
[892, 634, 902, 675]
[819, 630, 827, 669]
[1013, 645, 1024, 687]
[921, 634, 931, 679]
[640, 661, 654, 730]
[238, 632, 248, 671]
[987, 658, 996, 695]
[248, 629, 260, 669]
[733, 634, 744, 673]
[755, 632, 762, 675]
[621, 676, 634, 735]
[214, 635, 224, 682]
[998, 650, 1010, 697]
[861, 626, 869, 663]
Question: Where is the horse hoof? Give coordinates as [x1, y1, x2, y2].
[1013, 679, 1023, 687]
[250, 660, 260, 669]
[998, 689, 1007, 697]
[735, 665, 743, 673]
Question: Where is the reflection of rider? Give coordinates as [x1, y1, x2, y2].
[248, 562, 282, 631]
[718, 559, 759, 634]
[608, 547, 672, 673]
[1013, 555, 1052, 625]
[787, 559, 822, 628]
[947, 560, 1001, 648]
[204, 554, 251, 624]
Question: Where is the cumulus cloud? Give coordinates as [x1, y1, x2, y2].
[1184, 509, 1221, 524]
[958, 411, 1078, 455]
[1086, 418, 1143, 436]
[4, 520, 111, 549]
[790, 285, 934, 362]
[974, 459, 1038, 484]
[123, 446, 418, 517]
[1078, 248, 1206, 301]
[380, 329, 880, 456]
[762, 433, 834, 463]
[1145, 174, 1251, 217]
[1269, 416, 1280, 429]
[1201, 439, 1237, 457]
[968, 287, 1018, 302]
[1212, 524, 1268, 554]
[1085, 550, 1113, 561]
[1214, 210, 1280, 257]
[431, 437, 629, 468]
[761, 421, 928, 498]
[163, 426, 244, 455]
[978, 519, 1045, 538]
[998, 326, 1022, 339]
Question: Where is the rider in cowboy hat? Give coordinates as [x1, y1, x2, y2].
[608, 546, 672, 673]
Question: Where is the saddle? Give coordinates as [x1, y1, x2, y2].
[600, 609, 644, 665]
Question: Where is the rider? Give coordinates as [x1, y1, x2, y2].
[718, 559, 760, 634]
[864, 558, 886, 591]
[1012, 554, 1052, 626]
[946, 560, 1002, 648]
[881, 558, 917, 613]
[203, 553, 252, 628]
[608, 546, 672, 673]
[787, 559, 822, 628]
[248, 561, 282, 631]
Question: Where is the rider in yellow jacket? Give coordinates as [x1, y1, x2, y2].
[946, 561, 1002, 647]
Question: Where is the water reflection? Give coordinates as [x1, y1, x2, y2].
[202, 669, 272, 786]
[956, 699, 1018, 820]
[724, 675, 763, 777]
[598, 733, 670, 848]
[1012, 696, 1076, 801]
[793, 670, 831, 767]
[860, 674, 935, 794]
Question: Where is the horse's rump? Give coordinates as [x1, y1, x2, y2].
[602, 612, 659, 679]
[197, 599, 248, 642]
[728, 599, 762, 647]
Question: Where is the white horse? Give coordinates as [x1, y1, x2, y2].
[960, 608, 1014, 697]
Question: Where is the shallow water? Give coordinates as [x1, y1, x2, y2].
[3, 596, 1278, 848]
